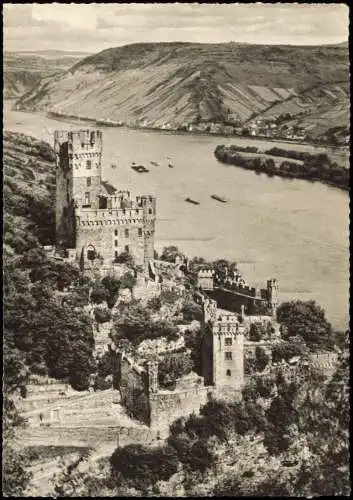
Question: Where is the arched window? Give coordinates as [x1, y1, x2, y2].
[87, 245, 96, 261]
[226, 369, 231, 377]
[86, 159, 92, 169]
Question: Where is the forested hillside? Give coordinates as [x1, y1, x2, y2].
[3, 132, 96, 392]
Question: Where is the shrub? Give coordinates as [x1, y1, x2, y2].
[181, 301, 203, 322]
[114, 251, 134, 267]
[249, 322, 266, 342]
[255, 346, 270, 372]
[90, 285, 108, 305]
[110, 444, 179, 489]
[158, 352, 193, 388]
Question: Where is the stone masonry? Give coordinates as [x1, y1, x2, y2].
[54, 129, 156, 273]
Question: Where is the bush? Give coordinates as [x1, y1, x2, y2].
[90, 285, 108, 305]
[147, 297, 161, 311]
[110, 444, 179, 489]
[181, 301, 203, 322]
[255, 346, 270, 372]
[249, 322, 266, 342]
[158, 352, 193, 388]
[114, 251, 134, 267]
[272, 340, 306, 363]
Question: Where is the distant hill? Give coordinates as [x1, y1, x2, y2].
[16, 42, 349, 137]
[3, 51, 88, 99]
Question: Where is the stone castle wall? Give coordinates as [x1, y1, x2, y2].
[149, 386, 211, 438]
[205, 288, 269, 316]
[117, 351, 214, 439]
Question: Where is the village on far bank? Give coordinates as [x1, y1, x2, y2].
[12, 128, 340, 463]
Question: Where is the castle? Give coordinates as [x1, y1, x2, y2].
[54, 129, 156, 273]
[52, 128, 281, 437]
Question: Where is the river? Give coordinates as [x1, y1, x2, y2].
[4, 101, 349, 330]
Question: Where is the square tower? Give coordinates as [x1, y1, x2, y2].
[55, 129, 103, 247]
[202, 311, 245, 390]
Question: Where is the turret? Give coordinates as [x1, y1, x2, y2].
[267, 278, 279, 317]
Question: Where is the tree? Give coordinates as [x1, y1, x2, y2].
[158, 352, 194, 388]
[181, 300, 203, 322]
[271, 339, 306, 363]
[255, 346, 270, 372]
[112, 302, 179, 345]
[114, 251, 135, 267]
[249, 322, 265, 341]
[160, 246, 184, 263]
[276, 300, 333, 349]
[110, 444, 179, 490]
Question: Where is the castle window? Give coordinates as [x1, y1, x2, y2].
[114, 229, 118, 236]
[115, 251, 118, 259]
[115, 240, 118, 247]
[225, 352, 232, 360]
[86, 160, 92, 169]
[226, 369, 232, 377]
[138, 228, 143, 237]
[125, 245, 129, 253]
[86, 177, 91, 187]
[84, 192, 90, 205]
[124, 229, 129, 238]
[148, 208, 152, 214]
[225, 337, 233, 346]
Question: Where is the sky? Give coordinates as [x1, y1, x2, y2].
[3, 3, 349, 53]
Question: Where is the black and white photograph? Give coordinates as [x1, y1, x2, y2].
[3, 3, 350, 497]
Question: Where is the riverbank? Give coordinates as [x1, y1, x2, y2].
[10, 100, 346, 153]
[214, 145, 349, 192]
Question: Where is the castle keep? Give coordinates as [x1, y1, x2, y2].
[54, 129, 156, 272]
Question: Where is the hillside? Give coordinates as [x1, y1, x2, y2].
[4, 52, 88, 99]
[16, 42, 349, 136]
[3, 131, 56, 257]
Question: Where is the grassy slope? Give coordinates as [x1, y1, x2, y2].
[16, 42, 349, 136]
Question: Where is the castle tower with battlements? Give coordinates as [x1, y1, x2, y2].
[202, 299, 245, 392]
[54, 129, 156, 272]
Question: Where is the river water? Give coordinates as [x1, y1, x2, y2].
[4, 101, 349, 330]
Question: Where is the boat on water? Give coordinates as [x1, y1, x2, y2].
[111, 163, 117, 169]
[131, 165, 149, 173]
[168, 163, 175, 168]
[211, 194, 227, 203]
[185, 197, 200, 205]
[150, 161, 159, 166]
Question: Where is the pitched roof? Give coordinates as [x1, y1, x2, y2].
[100, 180, 117, 195]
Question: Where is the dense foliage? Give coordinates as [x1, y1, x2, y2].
[158, 352, 194, 388]
[276, 300, 334, 349]
[215, 144, 349, 190]
[110, 444, 179, 490]
[112, 301, 179, 346]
